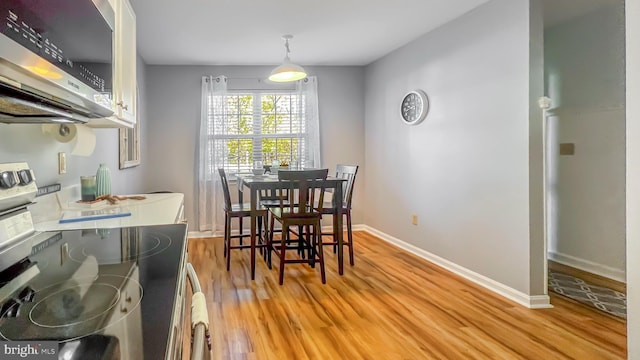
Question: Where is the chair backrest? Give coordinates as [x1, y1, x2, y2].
[259, 187, 287, 202]
[335, 164, 359, 209]
[277, 169, 329, 215]
[217, 168, 232, 211]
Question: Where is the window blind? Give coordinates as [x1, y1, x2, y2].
[206, 91, 309, 174]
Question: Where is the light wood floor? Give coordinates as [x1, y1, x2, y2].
[184, 231, 626, 360]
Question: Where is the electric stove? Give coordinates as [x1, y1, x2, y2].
[0, 224, 188, 359]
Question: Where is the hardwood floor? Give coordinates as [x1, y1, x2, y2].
[184, 231, 626, 360]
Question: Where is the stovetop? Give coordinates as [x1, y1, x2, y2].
[0, 223, 188, 360]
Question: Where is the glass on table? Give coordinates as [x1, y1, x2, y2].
[252, 161, 264, 175]
[80, 175, 97, 201]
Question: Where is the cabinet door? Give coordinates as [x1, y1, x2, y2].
[114, 0, 137, 124]
[102, 266, 143, 359]
[122, 266, 143, 359]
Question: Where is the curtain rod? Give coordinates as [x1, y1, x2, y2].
[204, 76, 265, 82]
[204, 76, 310, 83]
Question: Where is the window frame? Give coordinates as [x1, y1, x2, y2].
[206, 90, 308, 176]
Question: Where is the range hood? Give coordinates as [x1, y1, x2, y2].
[0, 58, 114, 125]
[0, 0, 125, 127]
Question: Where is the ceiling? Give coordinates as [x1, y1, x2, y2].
[131, 0, 621, 67]
[543, 0, 622, 28]
[130, 0, 490, 66]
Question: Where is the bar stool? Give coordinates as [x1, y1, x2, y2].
[218, 168, 267, 279]
[267, 169, 329, 285]
[320, 164, 358, 266]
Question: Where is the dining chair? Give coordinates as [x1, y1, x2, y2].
[267, 169, 329, 285]
[320, 164, 358, 266]
[218, 168, 268, 278]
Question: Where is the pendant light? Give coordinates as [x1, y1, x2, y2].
[268, 35, 307, 82]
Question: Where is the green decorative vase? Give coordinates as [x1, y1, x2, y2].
[96, 163, 112, 196]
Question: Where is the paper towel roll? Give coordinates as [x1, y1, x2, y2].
[42, 124, 96, 156]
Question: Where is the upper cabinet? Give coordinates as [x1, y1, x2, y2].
[114, 0, 136, 124]
[92, 0, 136, 128]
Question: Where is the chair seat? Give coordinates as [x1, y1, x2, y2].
[269, 206, 321, 219]
[259, 199, 291, 207]
[223, 202, 267, 216]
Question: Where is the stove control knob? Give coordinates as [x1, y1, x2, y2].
[18, 287, 35, 302]
[0, 171, 17, 189]
[17, 170, 33, 186]
[1, 299, 20, 318]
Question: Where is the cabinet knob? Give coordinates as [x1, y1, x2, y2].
[125, 295, 132, 303]
[116, 101, 129, 111]
[121, 305, 128, 313]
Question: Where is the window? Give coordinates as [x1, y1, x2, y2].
[206, 91, 309, 174]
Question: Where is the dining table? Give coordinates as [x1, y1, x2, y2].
[235, 172, 348, 279]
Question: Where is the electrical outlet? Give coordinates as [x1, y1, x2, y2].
[559, 143, 575, 155]
[412, 214, 418, 226]
[58, 152, 66, 174]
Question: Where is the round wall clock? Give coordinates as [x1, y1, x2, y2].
[400, 90, 429, 125]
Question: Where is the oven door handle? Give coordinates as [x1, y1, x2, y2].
[186, 263, 211, 360]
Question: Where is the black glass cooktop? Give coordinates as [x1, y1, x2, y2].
[0, 223, 187, 360]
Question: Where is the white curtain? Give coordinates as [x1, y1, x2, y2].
[296, 76, 321, 168]
[197, 75, 227, 232]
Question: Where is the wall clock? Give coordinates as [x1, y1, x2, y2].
[400, 90, 429, 125]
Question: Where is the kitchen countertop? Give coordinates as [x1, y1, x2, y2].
[28, 189, 184, 231]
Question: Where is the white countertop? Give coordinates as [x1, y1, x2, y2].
[29, 190, 184, 231]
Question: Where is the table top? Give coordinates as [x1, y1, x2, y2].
[236, 173, 346, 187]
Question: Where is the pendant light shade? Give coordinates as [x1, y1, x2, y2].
[268, 35, 307, 82]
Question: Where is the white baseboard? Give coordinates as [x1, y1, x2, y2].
[359, 225, 552, 309]
[548, 251, 626, 283]
[188, 230, 216, 238]
[321, 224, 366, 232]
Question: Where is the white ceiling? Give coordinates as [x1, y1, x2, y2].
[130, 0, 621, 66]
[543, 0, 622, 28]
[129, 0, 490, 66]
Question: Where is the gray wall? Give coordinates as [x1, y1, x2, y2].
[0, 54, 148, 194]
[363, 0, 541, 294]
[144, 65, 366, 228]
[544, 3, 626, 280]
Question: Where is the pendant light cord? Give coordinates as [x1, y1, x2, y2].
[283, 38, 291, 60]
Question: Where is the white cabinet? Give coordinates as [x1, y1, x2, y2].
[92, 0, 136, 128]
[113, 0, 136, 124]
[103, 266, 143, 359]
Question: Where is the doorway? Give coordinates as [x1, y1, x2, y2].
[542, 0, 626, 318]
